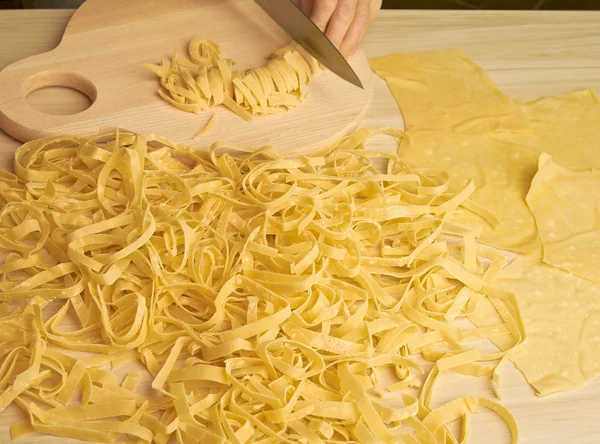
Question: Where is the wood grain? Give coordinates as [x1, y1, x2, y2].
[1, 9, 600, 444]
[0, 0, 372, 154]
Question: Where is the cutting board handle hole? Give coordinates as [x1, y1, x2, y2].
[23, 71, 97, 116]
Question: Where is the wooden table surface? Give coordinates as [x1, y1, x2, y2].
[1, 8, 600, 444]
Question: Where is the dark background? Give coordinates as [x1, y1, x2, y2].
[384, 0, 599, 9]
[1, 0, 599, 11]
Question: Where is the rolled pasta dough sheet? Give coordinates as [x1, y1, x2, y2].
[526, 153, 600, 285]
[496, 249, 600, 396]
[369, 49, 532, 139]
[399, 129, 540, 253]
[518, 89, 600, 171]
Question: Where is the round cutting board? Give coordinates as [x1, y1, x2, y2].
[0, 0, 372, 155]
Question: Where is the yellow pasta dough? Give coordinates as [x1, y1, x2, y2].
[526, 153, 600, 285]
[369, 50, 600, 405]
[145, 39, 321, 120]
[0, 129, 522, 443]
[193, 113, 217, 140]
[495, 249, 600, 396]
[369, 50, 532, 140]
[518, 89, 600, 171]
[188, 38, 222, 67]
[369, 50, 600, 402]
[398, 130, 540, 253]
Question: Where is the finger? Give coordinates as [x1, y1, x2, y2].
[310, 0, 338, 32]
[339, 0, 376, 57]
[300, 0, 314, 16]
[373, 0, 383, 15]
[325, 0, 357, 49]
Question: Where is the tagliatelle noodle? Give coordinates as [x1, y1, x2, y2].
[193, 114, 217, 140]
[0, 129, 523, 443]
[188, 39, 222, 67]
[145, 39, 322, 120]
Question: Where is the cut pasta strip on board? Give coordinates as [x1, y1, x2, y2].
[193, 114, 217, 140]
[145, 39, 321, 120]
[0, 129, 523, 443]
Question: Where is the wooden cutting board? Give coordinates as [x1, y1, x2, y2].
[0, 0, 372, 154]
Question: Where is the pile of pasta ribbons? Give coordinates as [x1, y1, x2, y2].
[0, 129, 523, 443]
[145, 39, 321, 120]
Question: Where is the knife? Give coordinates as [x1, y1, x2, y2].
[255, 0, 363, 89]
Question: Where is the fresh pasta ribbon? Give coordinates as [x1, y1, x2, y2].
[145, 39, 322, 120]
[188, 39, 222, 67]
[0, 129, 523, 443]
[193, 113, 217, 140]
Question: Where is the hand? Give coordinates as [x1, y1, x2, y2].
[295, 0, 382, 57]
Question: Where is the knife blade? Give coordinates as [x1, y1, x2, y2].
[254, 0, 363, 89]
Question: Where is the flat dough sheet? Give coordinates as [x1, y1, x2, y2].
[369, 49, 531, 139]
[371, 49, 600, 399]
[526, 153, 600, 285]
[400, 130, 540, 253]
[496, 249, 600, 396]
[518, 89, 600, 171]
